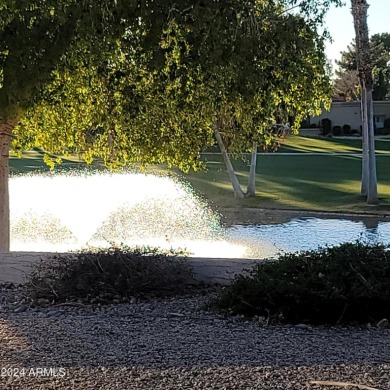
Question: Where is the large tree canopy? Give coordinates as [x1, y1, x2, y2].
[15, 1, 333, 168]
[0, 0, 342, 249]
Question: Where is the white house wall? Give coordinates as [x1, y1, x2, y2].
[311, 101, 390, 131]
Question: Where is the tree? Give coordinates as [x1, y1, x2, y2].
[0, 0, 343, 250]
[335, 33, 390, 101]
[1, 1, 93, 250]
[370, 33, 390, 100]
[351, 0, 378, 204]
[0, 0, 148, 250]
[0, 0, 207, 251]
[207, 3, 337, 199]
[334, 69, 360, 101]
[160, 4, 335, 200]
[16, 8, 292, 198]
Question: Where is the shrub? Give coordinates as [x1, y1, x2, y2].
[384, 117, 390, 129]
[382, 128, 390, 135]
[212, 242, 390, 325]
[375, 127, 390, 136]
[342, 124, 351, 135]
[300, 119, 310, 128]
[320, 118, 331, 135]
[332, 125, 342, 136]
[27, 245, 196, 304]
[375, 127, 384, 135]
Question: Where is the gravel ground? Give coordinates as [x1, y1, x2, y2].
[0, 286, 389, 390]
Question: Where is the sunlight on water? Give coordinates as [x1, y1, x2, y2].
[228, 218, 390, 258]
[9, 170, 248, 257]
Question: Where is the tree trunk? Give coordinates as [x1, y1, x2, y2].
[213, 127, 245, 199]
[366, 86, 378, 204]
[246, 142, 257, 197]
[360, 85, 369, 197]
[0, 119, 15, 251]
[351, 0, 378, 205]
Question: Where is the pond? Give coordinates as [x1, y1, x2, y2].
[227, 217, 390, 259]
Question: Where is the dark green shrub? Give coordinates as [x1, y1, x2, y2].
[342, 124, 351, 135]
[375, 127, 384, 135]
[320, 118, 331, 135]
[376, 127, 390, 136]
[384, 117, 390, 129]
[382, 128, 390, 135]
[27, 245, 195, 304]
[300, 119, 310, 128]
[332, 125, 342, 136]
[213, 242, 390, 325]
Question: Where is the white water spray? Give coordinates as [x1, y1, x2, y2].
[10, 171, 248, 257]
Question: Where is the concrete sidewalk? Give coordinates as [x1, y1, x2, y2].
[0, 252, 261, 286]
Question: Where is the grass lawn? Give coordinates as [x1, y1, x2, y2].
[205, 135, 390, 154]
[180, 153, 390, 214]
[9, 150, 93, 173]
[9, 136, 390, 214]
[183, 135, 390, 214]
[281, 136, 362, 153]
[271, 135, 390, 154]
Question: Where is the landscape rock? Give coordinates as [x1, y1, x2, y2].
[295, 323, 312, 330]
[0, 288, 389, 389]
[47, 310, 62, 317]
[36, 297, 50, 306]
[13, 305, 27, 313]
[167, 312, 185, 318]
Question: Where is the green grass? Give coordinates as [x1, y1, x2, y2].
[9, 150, 93, 173]
[278, 135, 390, 154]
[205, 135, 390, 154]
[9, 138, 390, 214]
[182, 135, 390, 214]
[180, 153, 390, 214]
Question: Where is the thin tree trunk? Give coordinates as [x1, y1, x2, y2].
[0, 119, 15, 251]
[360, 86, 368, 197]
[366, 87, 378, 204]
[246, 142, 257, 197]
[213, 127, 245, 199]
[351, 0, 378, 205]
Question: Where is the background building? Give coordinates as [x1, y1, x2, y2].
[309, 101, 390, 134]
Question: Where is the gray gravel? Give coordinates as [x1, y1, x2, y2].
[0, 287, 389, 389]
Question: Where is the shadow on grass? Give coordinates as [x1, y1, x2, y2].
[281, 135, 390, 154]
[10, 150, 104, 173]
[181, 154, 390, 214]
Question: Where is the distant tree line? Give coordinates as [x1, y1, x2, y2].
[334, 33, 390, 101]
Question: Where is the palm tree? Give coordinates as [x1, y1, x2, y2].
[351, 0, 378, 204]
